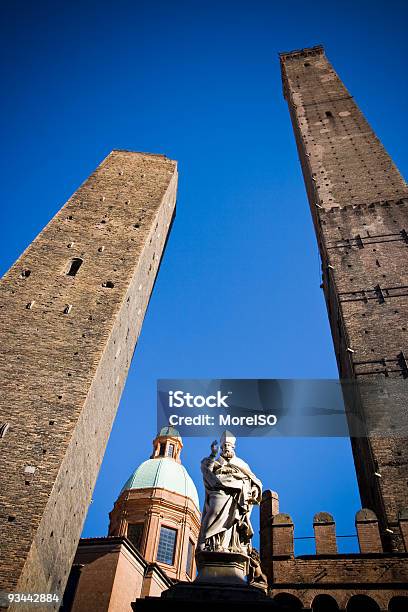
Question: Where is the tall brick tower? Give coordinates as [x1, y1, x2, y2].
[280, 46, 408, 551]
[0, 150, 177, 607]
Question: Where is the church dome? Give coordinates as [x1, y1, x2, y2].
[121, 457, 200, 509]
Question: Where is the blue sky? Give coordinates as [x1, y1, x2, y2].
[1, 0, 407, 555]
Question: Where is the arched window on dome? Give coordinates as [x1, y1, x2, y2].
[166, 442, 175, 458]
[159, 442, 166, 456]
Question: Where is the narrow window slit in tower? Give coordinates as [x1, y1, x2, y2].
[0, 422, 10, 438]
[102, 281, 114, 288]
[66, 258, 83, 277]
[26, 301, 35, 309]
[20, 269, 31, 278]
[64, 304, 72, 315]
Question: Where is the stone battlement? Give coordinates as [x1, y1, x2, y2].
[261, 503, 408, 558]
[260, 491, 408, 610]
[278, 44, 325, 61]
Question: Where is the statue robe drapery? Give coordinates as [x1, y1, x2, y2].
[198, 454, 262, 553]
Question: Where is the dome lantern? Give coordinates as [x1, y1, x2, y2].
[150, 425, 183, 463]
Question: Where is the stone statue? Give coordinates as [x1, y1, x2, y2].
[198, 431, 262, 556]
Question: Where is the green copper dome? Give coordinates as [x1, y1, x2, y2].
[121, 457, 199, 509]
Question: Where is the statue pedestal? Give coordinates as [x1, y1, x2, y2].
[195, 550, 249, 584]
[132, 550, 281, 610]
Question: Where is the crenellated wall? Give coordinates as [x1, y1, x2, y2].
[260, 490, 408, 610]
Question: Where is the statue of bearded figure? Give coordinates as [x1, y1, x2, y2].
[198, 431, 262, 555]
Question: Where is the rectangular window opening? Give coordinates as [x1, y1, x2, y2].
[166, 443, 175, 458]
[127, 523, 144, 552]
[186, 539, 195, 577]
[156, 526, 177, 565]
[66, 258, 83, 276]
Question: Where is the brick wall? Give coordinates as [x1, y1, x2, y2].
[69, 538, 148, 612]
[0, 151, 177, 609]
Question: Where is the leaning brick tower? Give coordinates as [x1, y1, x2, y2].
[280, 45, 408, 551]
[0, 150, 177, 607]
